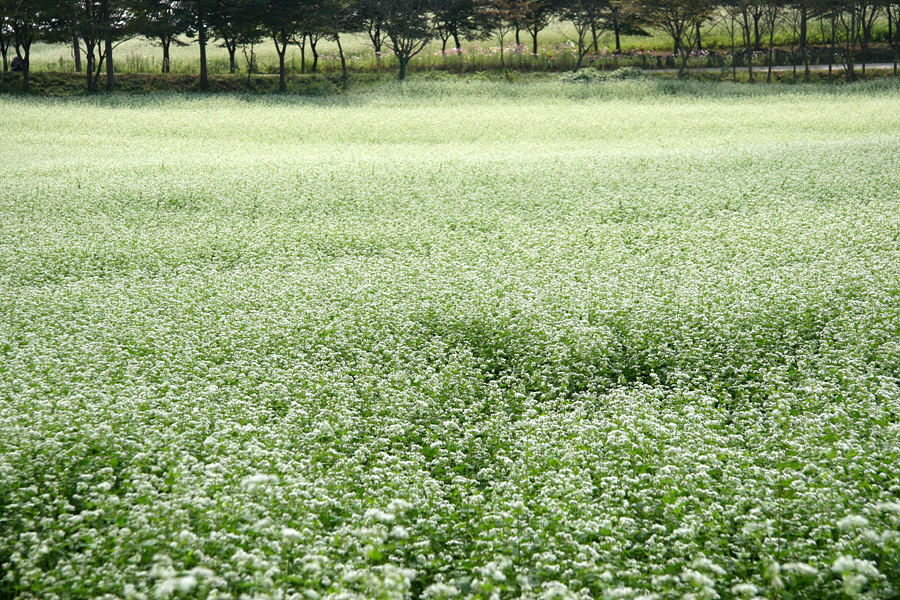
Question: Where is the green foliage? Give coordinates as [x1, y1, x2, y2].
[1, 82, 900, 599]
[559, 66, 647, 82]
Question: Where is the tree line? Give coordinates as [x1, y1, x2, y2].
[2, 0, 899, 92]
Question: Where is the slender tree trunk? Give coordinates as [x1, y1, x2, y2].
[299, 35, 306, 74]
[453, 32, 461, 50]
[22, 51, 31, 93]
[846, 12, 857, 82]
[799, 9, 807, 47]
[105, 31, 114, 91]
[677, 47, 690, 78]
[614, 18, 622, 54]
[531, 28, 539, 54]
[162, 38, 171, 73]
[336, 32, 347, 81]
[278, 48, 286, 92]
[310, 38, 319, 73]
[829, 16, 835, 82]
[87, 42, 102, 92]
[199, 17, 209, 90]
[73, 33, 82, 72]
[228, 43, 237, 73]
[893, 7, 900, 76]
[889, 9, 895, 75]
[398, 54, 408, 80]
[804, 38, 810, 81]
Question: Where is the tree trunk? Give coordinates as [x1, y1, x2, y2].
[799, 9, 807, 48]
[299, 35, 306, 74]
[453, 32, 461, 51]
[846, 12, 857, 82]
[336, 32, 347, 82]
[105, 31, 115, 91]
[22, 53, 30, 93]
[804, 45, 810, 82]
[278, 48, 286, 92]
[614, 18, 622, 54]
[677, 49, 690, 78]
[199, 19, 209, 90]
[892, 7, 899, 76]
[531, 27, 539, 55]
[73, 33, 82, 72]
[398, 54, 409, 80]
[310, 38, 319, 73]
[228, 43, 237, 73]
[162, 38, 171, 73]
[86, 48, 95, 92]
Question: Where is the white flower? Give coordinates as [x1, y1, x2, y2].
[390, 525, 410, 539]
[364, 508, 396, 523]
[422, 583, 460, 599]
[832, 556, 880, 577]
[387, 498, 413, 514]
[240, 474, 278, 491]
[782, 562, 817, 576]
[729, 583, 758, 597]
[837, 515, 870, 530]
[874, 502, 900, 514]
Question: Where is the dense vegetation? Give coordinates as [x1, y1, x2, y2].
[2, 0, 900, 92]
[1, 80, 900, 599]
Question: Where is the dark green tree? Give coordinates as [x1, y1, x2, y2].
[0, 15, 12, 71]
[362, 0, 436, 80]
[4, 0, 60, 91]
[132, 0, 187, 72]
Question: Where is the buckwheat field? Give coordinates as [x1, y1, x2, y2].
[1, 80, 900, 600]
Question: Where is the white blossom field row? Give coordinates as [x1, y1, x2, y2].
[1, 81, 900, 600]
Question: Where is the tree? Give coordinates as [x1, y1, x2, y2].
[320, 0, 365, 81]
[63, 0, 134, 91]
[633, 0, 714, 77]
[362, 0, 436, 80]
[601, 0, 649, 53]
[522, 0, 556, 55]
[182, 0, 212, 89]
[434, 0, 488, 52]
[887, 0, 900, 75]
[476, 0, 531, 69]
[0, 14, 12, 71]
[850, 0, 881, 78]
[208, 0, 264, 73]
[558, 0, 605, 71]
[762, 0, 782, 82]
[247, 0, 311, 92]
[4, 0, 59, 91]
[133, 0, 187, 72]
